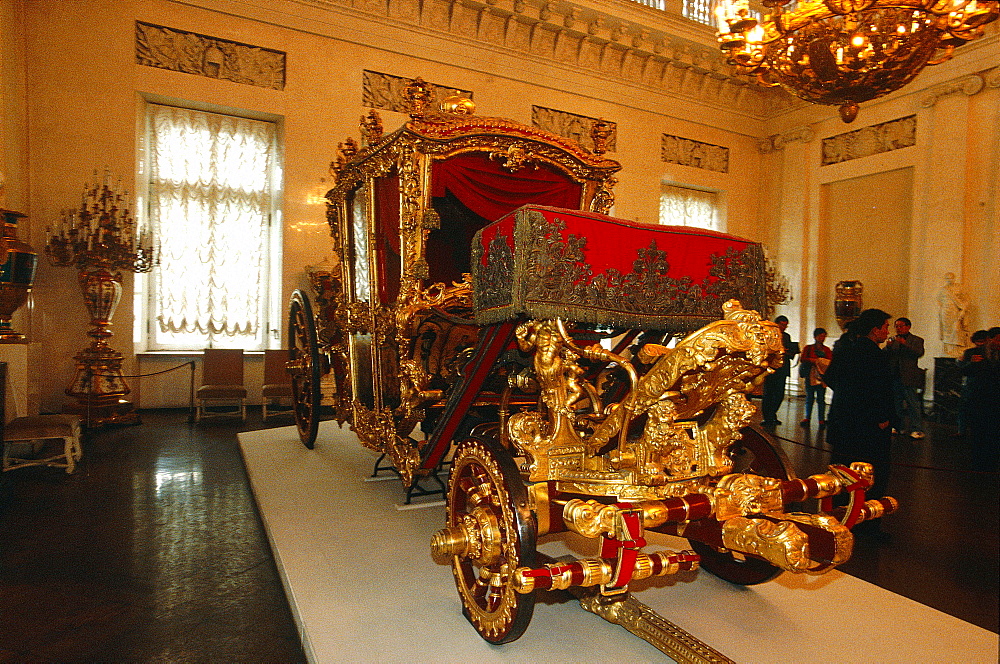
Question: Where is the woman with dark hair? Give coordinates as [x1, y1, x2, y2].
[823, 309, 897, 504]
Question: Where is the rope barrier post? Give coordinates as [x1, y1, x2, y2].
[189, 360, 196, 423]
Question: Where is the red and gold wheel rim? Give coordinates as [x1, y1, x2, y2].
[446, 436, 537, 644]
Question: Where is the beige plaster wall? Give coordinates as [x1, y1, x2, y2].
[12, 0, 772, 410]
[757, 37, 1000, 391]
[820, 167, 914, 326]
[7, 0, 997, 410]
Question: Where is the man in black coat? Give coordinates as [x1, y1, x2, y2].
[824, 309, 896, 502]
[960, 326, 1000, 467]
[761, 315, 799, 426]
[885, 317, 926, 439]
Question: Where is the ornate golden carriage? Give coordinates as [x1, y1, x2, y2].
[286, 79, 897, 654]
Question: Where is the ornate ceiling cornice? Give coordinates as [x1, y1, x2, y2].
[290, 0, 784, 121]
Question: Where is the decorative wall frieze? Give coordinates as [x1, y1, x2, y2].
[820, 115, 916, 166]
[758, 126, 814, 154]
[985, 66, 1000, 89]
[135, 21, 285, 90]
[919, 73, 985, 107]
[292, 0, 771, 118]
[531, 106, 617, 152]
[362, 71, 472, 113]
[661, 134, 729, 172]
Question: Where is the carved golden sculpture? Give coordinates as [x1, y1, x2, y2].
[288, 80, 898, 658]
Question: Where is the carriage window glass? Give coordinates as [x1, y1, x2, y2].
[350, 186, 371, 303]
[658, 183, 724, 232]
[138, 103, 280, 350]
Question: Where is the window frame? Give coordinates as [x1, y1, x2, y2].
[658, 180, 728, 232]
[134, 95, 284, 352]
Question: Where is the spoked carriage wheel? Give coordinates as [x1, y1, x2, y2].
[444, 436, 537, 644]
[689, 425, 794, 585]
[288, 289, 321, 449]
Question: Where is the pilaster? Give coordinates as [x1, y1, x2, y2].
[759, 125, 816, 339]
[912, 73, 980, 358]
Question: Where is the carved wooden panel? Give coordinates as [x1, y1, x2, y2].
[661, 134, 729, 173]
[362, 71, 473, 113]
[821, 115, 916, 166]
[135, 21, 285, 90]
[532, 106, 617, 153]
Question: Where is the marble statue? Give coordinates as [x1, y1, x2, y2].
[937, 272, 969, 358]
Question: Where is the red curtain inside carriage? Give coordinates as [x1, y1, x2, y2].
[374, 153, 582, 302]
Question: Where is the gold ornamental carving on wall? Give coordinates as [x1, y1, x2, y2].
[821, 115, 916, 166]
[135, 22, 285, 90]
[531, 106, 617, 154]
[362, 71, 472, 114]
[661, 135, 729, 173]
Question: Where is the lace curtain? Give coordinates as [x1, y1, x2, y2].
[659, 184, 722, 231]
[148, 104, 275, 341]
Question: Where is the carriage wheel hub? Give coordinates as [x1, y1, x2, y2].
[430, 507, 501, 565]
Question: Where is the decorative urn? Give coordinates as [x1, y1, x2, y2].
[0, 209, 38, 343]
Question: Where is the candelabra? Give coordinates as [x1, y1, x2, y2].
[45, 169, 156, 426]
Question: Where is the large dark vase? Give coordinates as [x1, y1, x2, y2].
[0, 209, 38, 343]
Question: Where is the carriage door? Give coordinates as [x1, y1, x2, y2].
[345, 175, 404, 415]
[345, 182, 377, 410]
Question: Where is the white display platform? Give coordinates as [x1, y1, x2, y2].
[239, 422, 999, 664]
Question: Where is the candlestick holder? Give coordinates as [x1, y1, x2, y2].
[45, 169, 157, 426]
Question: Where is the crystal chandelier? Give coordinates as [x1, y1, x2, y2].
[715, 0, 999, 122]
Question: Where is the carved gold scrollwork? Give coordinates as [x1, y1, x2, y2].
[510, 319, 588, 480]
[490, 143, 539, 172]
[506, 301, 782, 499]
[721, 516, 812, 572]
[393, 276, 475, 429]
[590, 174, 617, 214]
[713, 473, 785, 520]
[403, 76, 434, 117]
[360, 109, 384, 146]
[351, 401, 420, 486]
[590, 118, 614, 156]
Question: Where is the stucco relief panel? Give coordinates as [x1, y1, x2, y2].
[362, 71, 473, 112]
[532, 106, 617, 153]
[135, 21, 286, 90]
[821, 115, 916, 166]
[661, 134, 729, 173]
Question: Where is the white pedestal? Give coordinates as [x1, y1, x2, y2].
[0, 343, 28, 421]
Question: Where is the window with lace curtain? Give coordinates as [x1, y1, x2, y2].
[659, 183, 724, 231]
[137, 103, 281, 351]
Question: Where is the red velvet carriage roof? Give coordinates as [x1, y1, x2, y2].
[471, 205, 768, 331]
